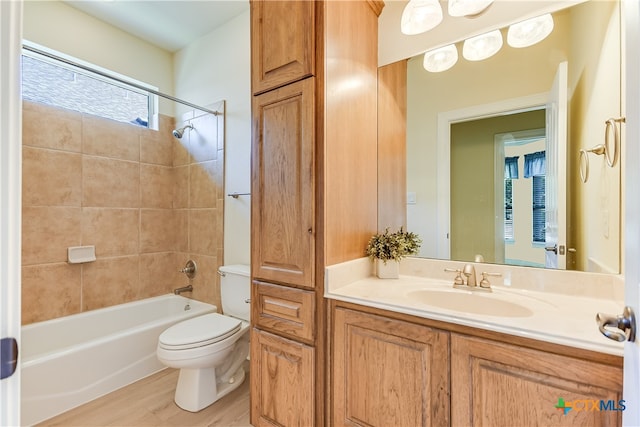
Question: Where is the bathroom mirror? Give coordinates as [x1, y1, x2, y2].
[380, 0, 622, 274]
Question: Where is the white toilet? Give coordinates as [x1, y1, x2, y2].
[157, 264, 250, 412]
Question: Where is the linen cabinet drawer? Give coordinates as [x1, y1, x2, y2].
[252, 280, 315, 343]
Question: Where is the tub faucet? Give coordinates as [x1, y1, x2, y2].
[174, 284, 193, 295]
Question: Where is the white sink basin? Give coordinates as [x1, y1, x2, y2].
[407, 289, 534, 318]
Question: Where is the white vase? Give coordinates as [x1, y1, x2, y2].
[376, 259, 399, 279]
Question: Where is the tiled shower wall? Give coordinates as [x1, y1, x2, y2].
[21, 100, 224, 325]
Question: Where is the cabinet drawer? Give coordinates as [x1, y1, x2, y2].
[252, 281, 315, 343]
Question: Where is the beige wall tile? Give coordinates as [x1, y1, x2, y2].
[140, 209, 178, 253]
[21, 104, 225, 324]
[22, 101, 82, 152]
[83, 157, 140, 208]
[82, 256, 139, 310]
[187, 254, 220, 309]
[175, 210, 189, 253]
[189, 209, 218, 256]
[173, 130, 191, 166]
[82, 208, 139, 257]
[22, 206, 82, 265]
[140, 115, 174, 166]
[141, 164, 173, 209]
[22, 147, 82, 207]
[190, 161, 218, 208]
[187, 114, 218, 163]
[83, 114, 140, 161]
[139, 252, 181, 298]
[173, 166, 189, 209]
[22, 263, 81, 324]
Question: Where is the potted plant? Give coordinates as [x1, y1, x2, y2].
[365, 227, 422, 279]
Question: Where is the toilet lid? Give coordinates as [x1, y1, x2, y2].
[159, 313, 242, 350]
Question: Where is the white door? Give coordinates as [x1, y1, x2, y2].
[0, 1, 23, 426]
[622, 0, 640, 423]
[544, 61, 568, 269]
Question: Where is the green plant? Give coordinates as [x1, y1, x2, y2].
[365, 227, 422, 264]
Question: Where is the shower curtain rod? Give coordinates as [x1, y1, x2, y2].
[22, 44, 222, 117]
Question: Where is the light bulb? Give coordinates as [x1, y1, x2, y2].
[423, 44, 458, 72]
[507, 14, 554, 48]
[462, 29, 503, 61]
[401, 0, 443, 35]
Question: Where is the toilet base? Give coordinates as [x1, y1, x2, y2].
[174, 366, 246, 412]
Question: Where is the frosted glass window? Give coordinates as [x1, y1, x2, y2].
[21, 52, 153, 128]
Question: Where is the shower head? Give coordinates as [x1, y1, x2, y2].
[172, 124, 194, 139]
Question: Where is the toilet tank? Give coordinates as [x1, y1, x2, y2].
[219, 264, 250, 321]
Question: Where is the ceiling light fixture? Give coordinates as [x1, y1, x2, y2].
[448, 0, 494, 17]
[401, 0, 443, 35]
[462, 29, 503, 61]
[507, 14, 554, 48]
[423, 44, 458, 72]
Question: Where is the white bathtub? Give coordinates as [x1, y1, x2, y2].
[21, 294, 216, 426]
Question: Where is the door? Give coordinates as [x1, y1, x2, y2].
[332, 307, 450, 427]
[250, 328, 315, 427]
[544, 61, 568, 269]
[251, 78, 315, 288]
[622, 0, 640, 424]
[0, 1, 23, 426]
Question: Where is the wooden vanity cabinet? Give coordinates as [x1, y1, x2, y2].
[250, 329, 315, 427]
[251, 77, 315, 289]
[330, 301, 623, 427]
[452, 334, 623, 427]
[251, 0, 315, 95]
[250, 0, 383, 425]
[331, 306, 451, 427]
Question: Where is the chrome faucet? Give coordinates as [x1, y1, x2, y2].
[174, 284, 193, 295]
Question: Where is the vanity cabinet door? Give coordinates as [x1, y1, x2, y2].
[332, 307, 450, 427]
[250, 328, 315, 427]
[250, 0, 315, 95]
[251, 78, 315, 288]
[451, 334, 623, 427]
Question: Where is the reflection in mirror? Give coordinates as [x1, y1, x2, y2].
[399, 0, 622, 273]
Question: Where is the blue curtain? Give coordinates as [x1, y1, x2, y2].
[524, 151, 545, 178]
[505, 156, 519, 179]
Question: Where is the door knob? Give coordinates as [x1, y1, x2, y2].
[544, 245, 557, 254]
[596, 306, 636, 342]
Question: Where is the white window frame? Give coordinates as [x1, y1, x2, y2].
[21, 40, 159, 130]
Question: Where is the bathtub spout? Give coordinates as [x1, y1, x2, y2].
[174, 284, 193, 295]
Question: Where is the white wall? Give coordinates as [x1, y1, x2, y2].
[174, 9, 251, 266]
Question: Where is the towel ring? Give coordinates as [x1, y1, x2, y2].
[579, 145, 605, 183]
[604, 117, 624, 167]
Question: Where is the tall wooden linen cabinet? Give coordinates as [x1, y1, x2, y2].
[249, 1, 384, 425]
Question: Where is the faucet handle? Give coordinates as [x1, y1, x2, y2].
[479, 271, 502, 289]
[444, 268, 464, 286]
[179, 260, 197, 279]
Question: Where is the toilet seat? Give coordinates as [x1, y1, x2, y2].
[159, 313, 241, 351]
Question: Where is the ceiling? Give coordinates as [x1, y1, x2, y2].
[64, 0, 250, 52]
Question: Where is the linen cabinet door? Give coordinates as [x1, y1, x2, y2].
[332, 307, 450, 427]
[250, 0, 315, 94]
[250, 328, 315, 427]
[251, 78, 315, 288]
[451, 334, 623, 427]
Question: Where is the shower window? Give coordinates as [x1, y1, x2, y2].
[21, 43, 158, 129]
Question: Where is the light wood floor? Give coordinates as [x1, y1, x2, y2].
[38, 361, 251, 427]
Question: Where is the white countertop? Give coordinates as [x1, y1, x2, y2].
[325, 258, 625, 356]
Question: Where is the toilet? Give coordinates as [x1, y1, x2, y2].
[157, 264, 250, 412]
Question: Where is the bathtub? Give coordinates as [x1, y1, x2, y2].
[21, 294, 216, 426]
